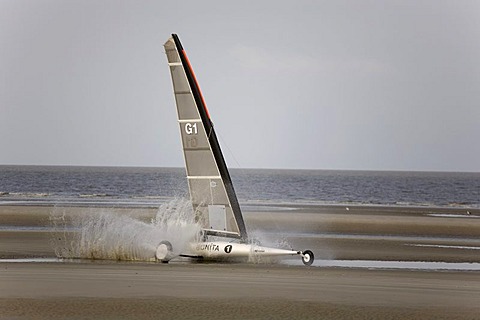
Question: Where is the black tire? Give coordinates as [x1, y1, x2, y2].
[302, 250, 314, 266]
[156, 240, 173, 262]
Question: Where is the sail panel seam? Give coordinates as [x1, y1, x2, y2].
[184, 147, 210, 151]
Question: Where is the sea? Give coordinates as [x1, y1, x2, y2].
[0, 165, 479, 208]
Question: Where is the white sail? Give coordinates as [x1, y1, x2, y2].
[164, 35, 247, 240]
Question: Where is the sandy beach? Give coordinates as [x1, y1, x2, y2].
[1, 204, 480, 319]
[2, 262, 480, 319]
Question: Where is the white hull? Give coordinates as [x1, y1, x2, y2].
[156, 241, 314, 265]
[189, 241, 300, 259]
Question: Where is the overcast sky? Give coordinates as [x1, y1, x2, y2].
[1, 0, 479, 171]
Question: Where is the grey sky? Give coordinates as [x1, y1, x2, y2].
[1, 0, 479, 171]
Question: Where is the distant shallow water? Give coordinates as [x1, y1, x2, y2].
[2, 257, 480, 271]
[285, 259, 480, 271]
[0, 258, 61, 263]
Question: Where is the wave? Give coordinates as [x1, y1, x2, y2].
[1, 192, 50, 198]
[78, 194, 112, 198]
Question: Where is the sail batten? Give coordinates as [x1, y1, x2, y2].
[187, 176, 222, 179]
[164, 34, 248, 241]
[178, 119, 202, 123]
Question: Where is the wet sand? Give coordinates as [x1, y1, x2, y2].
[1, 262, 480, 319]
[1, 204, 480, 319]
[1, 204, 479, 261]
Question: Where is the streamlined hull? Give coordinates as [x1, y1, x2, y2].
[155, 241, 314, 265]
[189, 241, 301, 259]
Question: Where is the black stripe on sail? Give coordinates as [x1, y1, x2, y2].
[172, 34, 248, 241]
[172, 34, 183, 50]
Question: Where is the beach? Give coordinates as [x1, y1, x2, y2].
[1, 204, 479, 261]
[1, 204, 480, 319]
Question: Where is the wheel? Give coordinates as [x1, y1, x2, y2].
[301, 250, 314, 266]
[155, 240, 173, 262]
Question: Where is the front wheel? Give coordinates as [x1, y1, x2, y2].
[155, 240, 173, 263]
[301, 250, 314, 266]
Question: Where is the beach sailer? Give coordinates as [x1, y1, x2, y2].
[156, 34, 314, 266]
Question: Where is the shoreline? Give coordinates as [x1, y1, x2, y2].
[1, 198, 479, 209]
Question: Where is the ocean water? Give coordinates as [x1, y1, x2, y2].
[0, 165, 479, 208]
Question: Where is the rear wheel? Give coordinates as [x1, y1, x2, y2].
[155, 240, 173, 263]
[302, 250, 314, 266]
